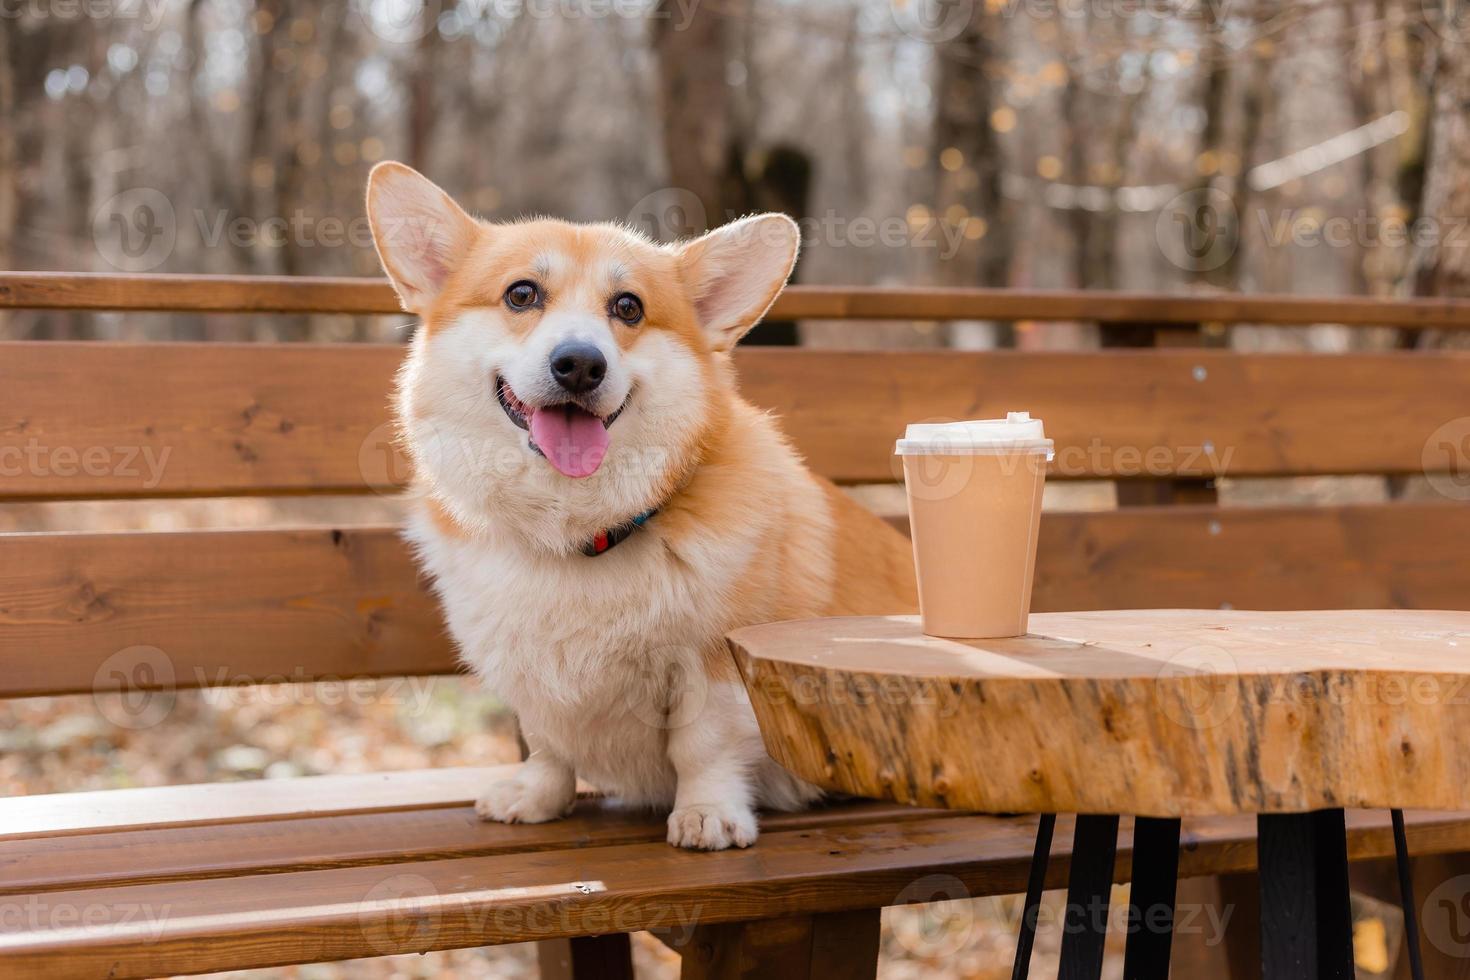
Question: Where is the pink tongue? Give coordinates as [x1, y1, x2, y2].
[528, 405, 610, 478]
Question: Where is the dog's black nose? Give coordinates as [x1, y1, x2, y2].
[549, 340, 607, 395]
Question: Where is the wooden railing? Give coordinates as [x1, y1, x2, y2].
[2, 272, 1469, 329]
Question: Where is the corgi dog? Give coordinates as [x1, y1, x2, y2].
[366, 163, 917, 850]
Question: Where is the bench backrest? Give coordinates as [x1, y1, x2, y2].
[2, 274, 1468, 701]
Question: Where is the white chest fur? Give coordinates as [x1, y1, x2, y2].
[405, 505, 760, 805]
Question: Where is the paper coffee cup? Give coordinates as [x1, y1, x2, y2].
[896, 413, 1054, 639]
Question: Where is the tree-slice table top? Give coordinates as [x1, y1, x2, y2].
[728, 610, 1470, 817]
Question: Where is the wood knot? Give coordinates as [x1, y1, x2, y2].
[69, 581, 113, 622]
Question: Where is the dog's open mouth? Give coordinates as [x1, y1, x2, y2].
[496, 376, 627, 479]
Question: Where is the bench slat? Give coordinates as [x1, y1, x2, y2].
[3, 343, 1468, 497]
[0, 766, 509, 841]
[0, 797, 947, 896]
[2, 502, 1465, 699]
[3, 808, 1468, 980]
[5, 274, 1470, 328]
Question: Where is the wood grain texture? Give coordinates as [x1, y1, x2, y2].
[1030, 502, 1470, 613]
[0, 525, 455, 699]
[4, 342, 1469, 497]
[676, 909, 881, 980]
[4, 807, 1469, 980]
[731, 610, 1470, 816]
[4, 503, 1466, 699]
[0, 797, 944, 894]
[4, 274, 1470, 328]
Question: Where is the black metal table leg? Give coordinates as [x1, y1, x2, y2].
[1058, 814, 1120, 980]
[1392, 809, 1427, 980]
[1010, 813, 1057, 980]
[1257, 809, 1355, 980]
[1122, 817, 1182, 980]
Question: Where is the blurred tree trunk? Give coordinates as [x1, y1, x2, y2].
[407, 13, 442, 172]
[650, 0, 802, 344]
[1414, 35, 1470, 303]
[1060, 24, 1148, 292]
[1189, 6, 1272, 291]
[651, 0, 744, 231]
[933, 15, 1011, 346]
[933, 19, 1006, 287]
[0, 31, 14, 274]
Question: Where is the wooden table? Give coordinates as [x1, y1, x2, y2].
[730, 610, 1470, 980]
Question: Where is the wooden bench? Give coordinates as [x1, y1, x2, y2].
[2, 274, 1470, 978]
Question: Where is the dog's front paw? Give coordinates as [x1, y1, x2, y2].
[667, 803, 758, 850]
[475, 776, 574, 825]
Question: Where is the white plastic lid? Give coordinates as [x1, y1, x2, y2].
[895, 412, 1055, 457]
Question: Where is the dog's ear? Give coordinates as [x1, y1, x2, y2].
[366, 162, 480, 315]
[678, 213, 800, 352]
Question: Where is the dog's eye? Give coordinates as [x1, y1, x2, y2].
[504, 281, 539, 310]
[611, 293, 643, 326]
